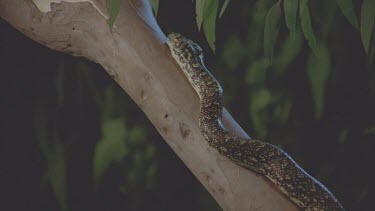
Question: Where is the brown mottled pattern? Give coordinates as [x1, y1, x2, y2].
[167, 32, 345, 211]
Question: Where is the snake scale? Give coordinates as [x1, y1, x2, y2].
[167, 33, 345, 211]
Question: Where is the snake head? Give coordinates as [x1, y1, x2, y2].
[167, 32, 204, 66]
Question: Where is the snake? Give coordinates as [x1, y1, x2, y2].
[166, 32, 345, 211]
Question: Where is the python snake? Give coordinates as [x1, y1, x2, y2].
[167, 32, 345, 211]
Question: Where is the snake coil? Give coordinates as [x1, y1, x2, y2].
[167, 32, 345, 211]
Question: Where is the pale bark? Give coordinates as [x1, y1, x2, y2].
[0, 0, 298, 210]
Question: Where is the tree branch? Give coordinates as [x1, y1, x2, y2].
[0, 0, 298, 210]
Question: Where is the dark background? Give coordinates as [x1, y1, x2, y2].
[1, 0, 374, 210]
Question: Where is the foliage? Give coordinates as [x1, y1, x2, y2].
[34, 103, 67, 211]
[299, 0, 318, 53]
[360, 0, 375, 54]
[264, 1, 282, 63]
[219, 0, 230, 18]
[107, 0, 124, 29]
[93, 118, 128, 188]
[307, 47, 331, 119]
[336, 0, 358, 28]
[150, 0, 160, 16]
[112, 0, 373, 57]
[284, 0, 299, 36]
[202, 0, 219, 51]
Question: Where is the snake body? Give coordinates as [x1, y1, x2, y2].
[167, 33, 345, 210]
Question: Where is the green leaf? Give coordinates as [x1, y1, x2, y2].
[274, 32, 303, 74]
[203, 0, 219, 52]
[300, 0, 318, 53]
[251, 89, 272, 111]
[307, 47, 331, 119]
[336, 0, 359, 28]
[34, 105, 67, 211]
[245, 58, 270, 86]
[249, 89, 272, 138]
[221, 36, 246, 70]
[264, 2, 282, 63]
[34, 104, 50, 157]
[196, 0, 206, 31]
[128, 126, 147, 145]
[219, 0, 230, 18]
[93, 118, 128, 188]
[284, 0, 299, 35]
[150, 0, 159, 16]
[364, 126, 375, 135]
[338, 129, 349, 144]
[107, 0, 124, 29]
[360, 0, 375, 54]
[48, 141, 68, 211]
[274, 97, 293, 124]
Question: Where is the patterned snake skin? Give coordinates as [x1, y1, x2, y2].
[167, 32, 345, 211]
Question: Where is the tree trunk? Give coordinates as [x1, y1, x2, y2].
[0, 0, 298, 210]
